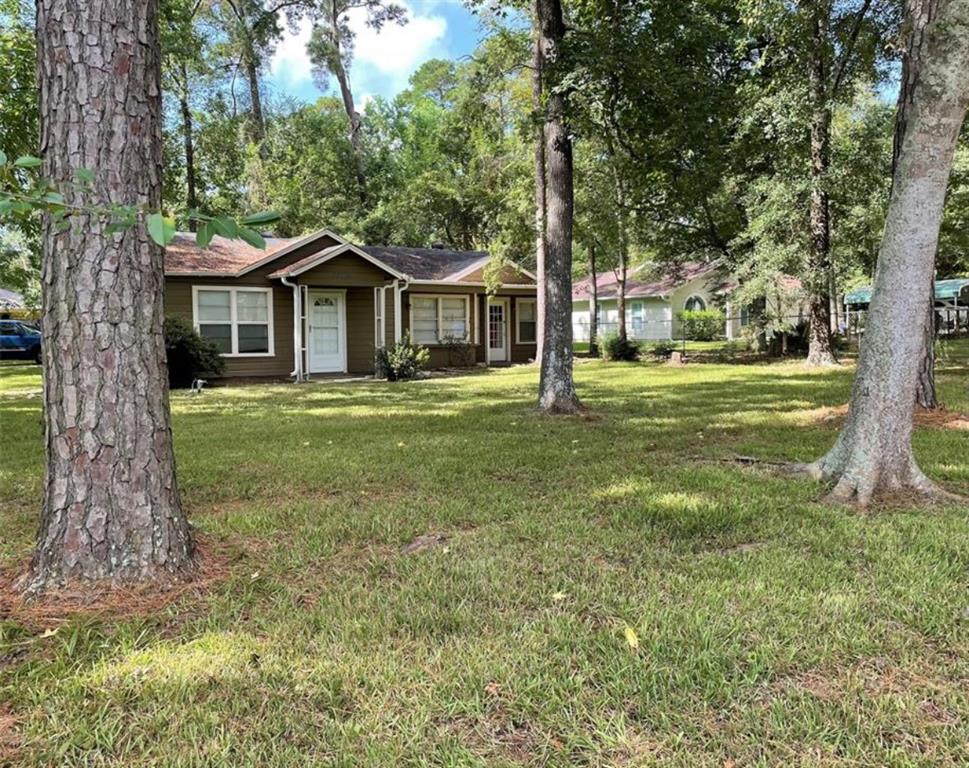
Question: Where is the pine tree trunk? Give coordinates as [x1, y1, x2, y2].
[328, 1, 367, 204]
[536, 0, 580, 414]
[179, 63, 198, 230]
[806, 1, 837, 366]
[25, 0, 195, 593]
[614, 181, 628, 343]
[244, 43, 264, 143]
[532, 9, 547, 363]
[589, 241, 599, 357]
[807, 0, 969, 506]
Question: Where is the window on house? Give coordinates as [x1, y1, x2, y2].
[517, 299, 537, 343]
[684, 295, 707, 312]
[194, 287, 272, 355]
[410, 296, 470, 344]
[740, 306, 750, 327]
[631, 301, 645, 332]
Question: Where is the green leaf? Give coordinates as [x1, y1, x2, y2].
[147, 212, 176, 246]
[211, 216, 238, 238]
[196, 220, 215, 248]
[75, 168, 94, 184]
[14, 155, 42, 168]
[238, 226, 266, 250]
[241, 210, 281, 226]
[105, 220, 131, 236]
[0, 150, 7, 166]
[45, 192, 66, 205]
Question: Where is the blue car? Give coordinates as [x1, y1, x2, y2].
[0, 319, 43, 363]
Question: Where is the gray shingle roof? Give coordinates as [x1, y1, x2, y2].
[359, 245, 487, 281]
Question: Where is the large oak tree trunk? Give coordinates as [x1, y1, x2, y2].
[25, 0, 195, 593]
[806, 2, 838, 366]
[536, 0, 580, 414]
[806, 0, 969, 506]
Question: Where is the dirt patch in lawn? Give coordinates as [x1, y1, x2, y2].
[803, 403, 969, 431]
[0, 535, 232, 631]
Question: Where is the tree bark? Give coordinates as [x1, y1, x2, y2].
[25, 0, 195, 592]
[179, 62, 198, 230]
[806, 0, 969, 506]
[613, 165, 628, 343]
[327, 0, 367, 204]
[243, 40, 264, 143]
[806, 1, 838, 366]
[589, 241, 599, 357]
[915, 286, 938, 408]
[532, 9, 547, 363]
[536, 0, 580, 414]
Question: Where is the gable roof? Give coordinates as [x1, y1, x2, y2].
[573, 261, 724, 300]
[163, 227, 535, 285]
[164, 228, 348, 277]
[268, 242, 406, 280]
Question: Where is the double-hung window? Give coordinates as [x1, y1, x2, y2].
[410, 296, 470, 344]
[630, 301, 645, 333]
[517, 299, 537, 344]
[193, 287, 273, 356]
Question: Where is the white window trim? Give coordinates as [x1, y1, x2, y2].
[191, 285, 275, 357]
[515, 298, 537, 345]
[684, 294, 707, 312]
[408, 294, 471, 345]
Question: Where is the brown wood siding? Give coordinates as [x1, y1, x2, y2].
[297, 253, 393, 286]
[383, 286, 396, 349]
[164, 277, 295, 378]
[398, 288, 537, 366]
[346, 287, 375, 373]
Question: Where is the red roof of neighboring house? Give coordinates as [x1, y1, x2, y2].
[573, 261, 725, 300]
[164, 233, 296, 275]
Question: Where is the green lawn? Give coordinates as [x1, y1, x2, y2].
[1, 356, 968, 767]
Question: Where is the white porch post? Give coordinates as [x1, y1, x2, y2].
[484, 296, 491, 367]
[394, 281, 403, 343]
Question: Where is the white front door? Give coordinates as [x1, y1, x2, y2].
[488, 299, 508, 362]
[308, 291, 346, 373]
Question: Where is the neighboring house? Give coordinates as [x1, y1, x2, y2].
[0, 288, 25, 310]
[165, 228, 538, 379]
[844, 277, 969, 335]
[572, 261, 746, 342]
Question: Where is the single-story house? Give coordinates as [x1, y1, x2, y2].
[572, 261, 753, 342]
[844, 277, 969, 335]
[164, 228, 538, 379]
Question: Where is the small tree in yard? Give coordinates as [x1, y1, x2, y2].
[804, 0, 969, 506]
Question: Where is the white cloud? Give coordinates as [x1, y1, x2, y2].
[269, 18, 315, 87]
[268, 2, 449, 100]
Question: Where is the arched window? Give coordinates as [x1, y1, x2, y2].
[684, 295, 706, 312]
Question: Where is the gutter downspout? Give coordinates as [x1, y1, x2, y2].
[281, 276, 302, 381]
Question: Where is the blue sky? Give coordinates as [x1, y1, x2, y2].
[266, 2, 486, 107]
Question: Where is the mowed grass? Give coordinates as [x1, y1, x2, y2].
[1, 353, 968, 767]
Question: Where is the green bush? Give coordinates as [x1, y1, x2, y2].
[600, 332, 641, 361]
[375, 333, 431, 381]
[676, 309, 725, 341]
[647, 341, 678, 359]
[164, 315, 225, 388]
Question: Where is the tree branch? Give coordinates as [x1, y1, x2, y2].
[830, 0, 874, 97]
